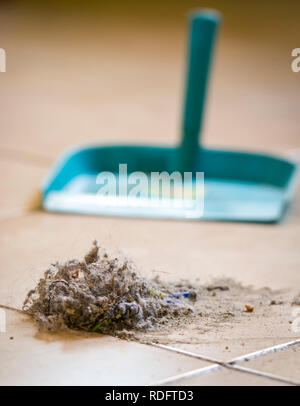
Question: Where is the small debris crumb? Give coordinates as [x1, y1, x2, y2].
[9, 336, 14, 340]
[244, 304, 254, 313]
[207, 285, 229, 292]
[189, 290, 197, 300]
[270, 299, 284, 305]
[292, 294, 300, 306]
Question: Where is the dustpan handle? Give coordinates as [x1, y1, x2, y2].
[180, 10, 221, 172]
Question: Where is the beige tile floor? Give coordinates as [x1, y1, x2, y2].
[245, 346, 300, 382]
[0, 2, 300, 385]
[0, 311, 207, 386]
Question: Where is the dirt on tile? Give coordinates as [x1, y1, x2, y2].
[292, 294, 300, 306]
[20, 242, 297, 343]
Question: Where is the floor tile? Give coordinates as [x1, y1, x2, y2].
[0, 309, 207, 386]
[171, 337, 299, 363]
[1, 208, 300, 309]
[242, 346, 300, 383]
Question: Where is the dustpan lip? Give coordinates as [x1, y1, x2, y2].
[41, 143, 299, 197]
[201, 145, 299, 166]
[42, 142, 298, 193]
[45, 141, 299, 169]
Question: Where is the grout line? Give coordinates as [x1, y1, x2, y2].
[149, 340, 300, 386]
[0, 147, 53, 168]
[227, 364, 300, 386]
[228, 339, 300, 365]
[0, 207, 27, 221]
[150, 343, 227, 366]
[0, 304, 25, 314]
[0, 191, 43, 222]
[148, 363, 220, 386]
[152, 339, 300, 367]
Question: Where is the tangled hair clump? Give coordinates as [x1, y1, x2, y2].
[23, 241, 193, 336]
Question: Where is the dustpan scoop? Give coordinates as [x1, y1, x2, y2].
[41, 10, 299, 223]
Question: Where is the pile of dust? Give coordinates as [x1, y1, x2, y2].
[23, 241, 294, 344]
[23, 241, 194, 338]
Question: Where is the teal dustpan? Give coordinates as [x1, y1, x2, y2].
[42, 10, 299, 223]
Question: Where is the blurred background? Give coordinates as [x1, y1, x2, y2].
[0, 0, 299, 162]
